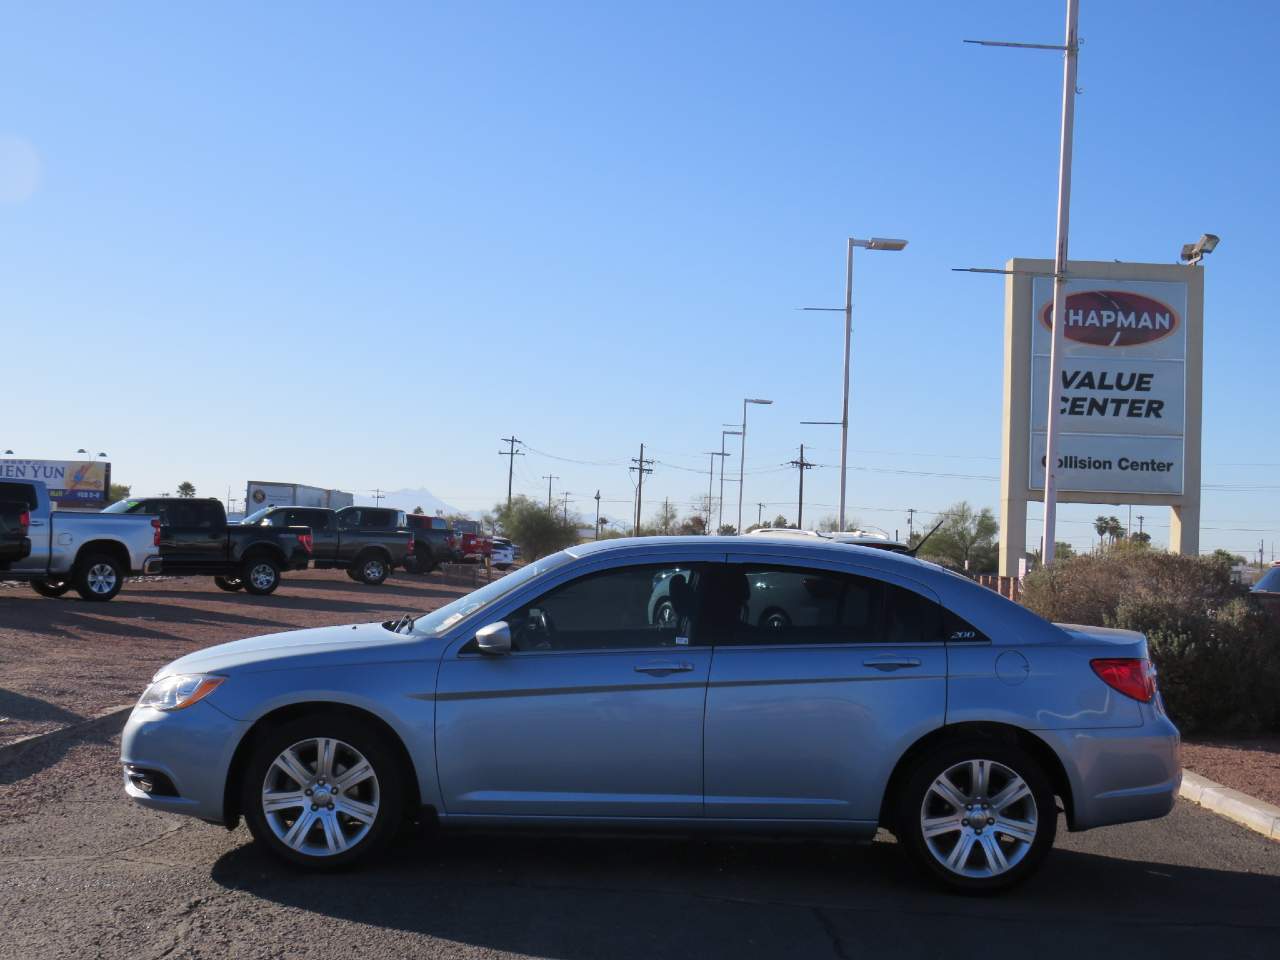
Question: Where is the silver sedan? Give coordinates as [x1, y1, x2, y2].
[120, 536, 1180, 892]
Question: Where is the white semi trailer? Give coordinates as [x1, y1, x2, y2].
[245, 481, 354, 513]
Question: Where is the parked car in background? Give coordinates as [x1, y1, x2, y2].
[1, 480, 161, 601]
[1252, 562, 1280, 621]
[404, 514, 459, 573]
[457, 531, 490, 564]
[240, 505, 411, 585]
[0, 498, 33, 567]
[490, 536, 515, 570]
[106, 497, 310, 595]
[120, 536, 1179, 891]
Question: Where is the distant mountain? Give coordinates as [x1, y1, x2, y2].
[353, 487, 469, 517]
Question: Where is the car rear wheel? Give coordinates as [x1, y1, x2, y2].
[241, 714, 403, 869]
[74, 554, 124, 601]
[897, 740, 1055, 894]
[31, 579, 72, 598]
[356, 553, 389, 586]
[242, 557, 281, 596]
[214, 576, 245, 592]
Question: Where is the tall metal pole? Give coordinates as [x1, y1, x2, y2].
[839, 239, 854, 532]
[499, 436, 522, 508]
[1040, 0, 1080, 567]
[737, 400, 747, 534]
[594, 490, 601, 539]
[718, 433, 728, 533]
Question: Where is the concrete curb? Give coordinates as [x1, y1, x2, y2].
[1180, 769, 1280, 842]
[0, 704, 134, 767]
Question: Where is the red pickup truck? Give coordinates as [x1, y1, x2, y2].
[458, 532, 492, 564]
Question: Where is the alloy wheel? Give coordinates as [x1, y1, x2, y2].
[364, 560, 385, 580]
[919, 758, 1038, 879]
[87, 563, 118, 595]
[250, 563, 276, 590]
[261, 738, 380, 857]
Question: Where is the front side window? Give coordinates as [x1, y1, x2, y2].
[504, 563, 703, 653]
[701, 564, 949, 646]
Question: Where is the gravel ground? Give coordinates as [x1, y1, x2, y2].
[2, 728, 1279, 960]
[1182, 738, 1280, 808]
[0, 569, 473, 747]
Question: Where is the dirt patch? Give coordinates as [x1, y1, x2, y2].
[0, 568, 474, 746]
[1182, 737, 1280, 808]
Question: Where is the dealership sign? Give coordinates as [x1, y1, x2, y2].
[1028, 277, 1187, 496]
[0, 459, 112, 505]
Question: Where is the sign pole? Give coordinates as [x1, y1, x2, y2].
[1040, 0, 1080, 567]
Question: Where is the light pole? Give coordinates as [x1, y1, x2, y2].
[594, 490, 602, 539]
[737, 398, 772, 535]
[76, 448, 109, 459]
[718, 426, 741, 534]
[704, 451, 727, 534]
[802, 236, 907, 532]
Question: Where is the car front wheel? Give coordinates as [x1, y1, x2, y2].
[242, 557, 281, 595]
[897, 740, 1055, 894]
[241, 714, 403, 869]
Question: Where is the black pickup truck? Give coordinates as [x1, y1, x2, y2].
[0, 500, 32, 568]
[239, 504, 411, 585]
[404, 513, 459, 573]
[104, 497, 311, 595]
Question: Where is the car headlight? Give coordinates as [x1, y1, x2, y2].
[137, 674, 225, 711]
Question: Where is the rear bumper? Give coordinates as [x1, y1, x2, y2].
[120, 700, 248, 824]
[1038, 712, 1181, 831]
[141, 555, 163, 575]
[286, 553, 310, 571]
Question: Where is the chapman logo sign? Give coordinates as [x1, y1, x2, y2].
[1038, 290, 1180, 347]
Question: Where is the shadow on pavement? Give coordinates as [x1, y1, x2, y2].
[210, 828, 1280, 959]
[0, 688, 84, 726]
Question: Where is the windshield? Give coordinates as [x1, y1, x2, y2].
[241, 507, 273, 525]
[411, 551, 575, 636]
[1254, 567, 1280, 593]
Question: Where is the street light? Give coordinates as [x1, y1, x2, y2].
[738, 398, 772, 534]
[718, 427, 742, 534]
[1180, 233, 1219, 266]
[802, 235, 908, 531]
[76, 449, 109, 458]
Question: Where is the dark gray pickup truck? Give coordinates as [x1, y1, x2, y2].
[0, 499, 32, 568]
[106, 497, 311, 595]
[239, 505, 411, 585]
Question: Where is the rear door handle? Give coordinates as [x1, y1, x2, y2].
[634, 661, 694, 676]
[863, 655, 922, 672]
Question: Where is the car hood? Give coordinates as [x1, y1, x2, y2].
[154, 621, 421, 678]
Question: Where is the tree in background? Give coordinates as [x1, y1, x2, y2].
[1211, 548, 1245, 567]
[412, 506, 425, 515]
[176, 481, 196, 498]
[1032, 541, 1076, 565]
[651, 500, 679, 536]
[676, 514, 707, 536]
[490, 495, 579, 560]
[717, 524, 737, 536]
[108, 483, 131, 502]
[913, 501, 999, 573]
[1094, 515, 1124, 547]
[1129, 531, 1152, 546]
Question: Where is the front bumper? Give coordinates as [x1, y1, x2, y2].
[120, 700, 248, 824]
[1039, 711, 1181, 831]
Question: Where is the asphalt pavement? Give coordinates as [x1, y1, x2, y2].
[2, 726, 1279, 960]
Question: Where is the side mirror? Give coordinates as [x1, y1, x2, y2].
[475, 621, 512, 656]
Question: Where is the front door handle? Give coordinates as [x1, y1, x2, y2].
[863, 655, 922, 672]
[634, 661, 694, 676]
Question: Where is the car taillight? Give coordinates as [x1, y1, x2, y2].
[406, 536, 415, 554]
[152, 518, 161, 546]
[298, 533, 313, 553]
[1090, 658, 1156, 703]
[18, 510, 30, 531]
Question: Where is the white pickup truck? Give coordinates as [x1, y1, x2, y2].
[0, 479, 162, 601]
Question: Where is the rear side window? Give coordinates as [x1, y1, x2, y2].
[701, 564, 952, 646]
[359, 509, 394, 530]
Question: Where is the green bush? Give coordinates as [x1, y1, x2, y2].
[1022, 546, 1280, 735]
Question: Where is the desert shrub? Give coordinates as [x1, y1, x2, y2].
[1022, 546, 1280, 735]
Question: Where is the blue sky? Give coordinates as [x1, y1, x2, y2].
[2, 1, 1277, 557]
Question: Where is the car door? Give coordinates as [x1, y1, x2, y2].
[162, 500, 225, 569]
[435, 561, 711, 819]
[702, 559, 947, 822]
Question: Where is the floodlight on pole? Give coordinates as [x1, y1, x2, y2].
[1180, 233, 1219, 266]
[801, 234, 907, 532]
[718, 427, 742, 533]
[737, 399, 772, 535]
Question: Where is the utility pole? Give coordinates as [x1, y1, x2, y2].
[1137, 514, 1145, 537]
[757, 502, 766, 528]
[372, 488, 385, 506]
[630, 444, 653, 536]
[706, 451, 728, 534]
[542, 474, 558, 512]
[788, 444, 816, 529]
[966, 0, 1079, 567]
[907, 507, 917, 540]
[594, 490, 601, 539]
[499, 436, 523, 508]
[560, 492, 572, 524]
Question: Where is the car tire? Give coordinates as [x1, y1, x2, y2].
[31, 579, 72, 599]
[356, 553, 389, 586]
[73, 554, 124, 602]
[896, 739, 1056, 894]
[214, 576, 245, 592]
[345, 567, 362, 581]
[242, 556, 281, 596]
[240, 712, 404, 870]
